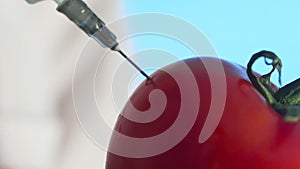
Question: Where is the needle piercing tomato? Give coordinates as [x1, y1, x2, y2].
[106, 51, 300, 169]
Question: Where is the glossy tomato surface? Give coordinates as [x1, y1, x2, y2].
[106, 57, 300, 169]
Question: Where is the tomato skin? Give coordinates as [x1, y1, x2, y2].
[106, 57, 300, 169]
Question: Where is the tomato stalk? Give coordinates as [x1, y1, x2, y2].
[247, 50, 300, 122]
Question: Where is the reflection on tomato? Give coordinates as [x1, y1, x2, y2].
[106, 56, 300, 169]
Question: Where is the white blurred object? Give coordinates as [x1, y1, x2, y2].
[0, 0, 127, 169]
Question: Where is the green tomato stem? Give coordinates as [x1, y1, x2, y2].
[247, 50, 300, 122]
[247, 51, 281, 105]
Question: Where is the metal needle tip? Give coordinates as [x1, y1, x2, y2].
[116, 49, 152, 81]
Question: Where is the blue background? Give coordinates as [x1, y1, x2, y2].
[124, 0, 300, 87]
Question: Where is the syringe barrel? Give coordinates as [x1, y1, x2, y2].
[56, 0, 118, 48]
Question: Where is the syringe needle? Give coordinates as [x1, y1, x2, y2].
[52, 0, 152, 80]
[26, 0, 152, 81]
[117, 50, 152, 81]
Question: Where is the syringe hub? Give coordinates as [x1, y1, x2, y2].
[56, 0, 118, 49]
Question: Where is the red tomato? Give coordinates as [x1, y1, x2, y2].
[106, 57, 300, 169]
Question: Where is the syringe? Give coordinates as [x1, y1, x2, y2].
[26, 0, 152, 81]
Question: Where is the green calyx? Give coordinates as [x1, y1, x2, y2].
[247, 50, 300, 122]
